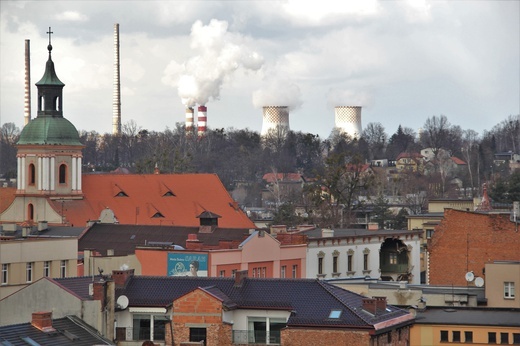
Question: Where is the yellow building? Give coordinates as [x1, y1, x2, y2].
[485, 261, 519, 308]
[410, 307, 520, 345]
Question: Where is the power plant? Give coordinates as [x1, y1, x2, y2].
[260, 106, 290, 136]
[197, 105, 207, 136]
[334, 106, 362, 139]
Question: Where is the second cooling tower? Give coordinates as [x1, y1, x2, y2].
[261, 106, 290, 136]
[334, 106, 362, 139]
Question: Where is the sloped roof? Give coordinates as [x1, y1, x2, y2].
[450, 156, 467, 165]
[262, 173, 303, 183]
[0, 187, 16, 214]
[0, 315, 113, 345]
[78, 223, 250, 256]
[52, 174, 255, 229]
[396, 152, 423, 161]
[112, 276, 412, 329]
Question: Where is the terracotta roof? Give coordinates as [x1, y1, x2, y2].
[262, 173, 303, 183]
[0, 315, 113, 345]
[52, 174, 255, 228]
[78, 223, 250, 256]
[396, 152, 423, 161]
[113, 276, 412, 328]
[451, 156, 467, 165]
[0, 187, 16, 214]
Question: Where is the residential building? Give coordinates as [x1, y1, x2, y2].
[0, 312, 114, 345]
[395, 152, 424, 173]
[485, 261, 519, 308]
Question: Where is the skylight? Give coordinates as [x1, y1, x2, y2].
[329, 309, 342, 319]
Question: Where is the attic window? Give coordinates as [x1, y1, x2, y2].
[329, 310, 342, 319]
[163, 191, 175, 197]
[115, 191, 128, 197]
[152, 212, 164, 218]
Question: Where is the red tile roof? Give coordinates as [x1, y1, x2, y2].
[53, 174, 255, 229]
[0, 187, 16, 214]
[451, 156, 467, 165]
[262, 173, 303, 183]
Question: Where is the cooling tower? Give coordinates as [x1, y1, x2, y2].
[112, 23, 121, 135]
[24, 39, 31, 126]
[197, 105, 207, 136]
[261, 106, 290, 136]
[334, 106, 362, 139]
[185, 107, 194, 132]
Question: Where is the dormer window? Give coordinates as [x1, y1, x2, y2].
[152, 212, 164, 218]
[115, 191, 128, 197]
[163, 191, 175, 197]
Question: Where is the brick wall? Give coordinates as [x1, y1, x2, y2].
[171, 288, 231, 346]
[429, 209, 520, 285]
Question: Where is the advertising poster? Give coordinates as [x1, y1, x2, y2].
[168, 253, 208, 277]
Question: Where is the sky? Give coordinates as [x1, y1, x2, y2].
[1, 0, 519, 139]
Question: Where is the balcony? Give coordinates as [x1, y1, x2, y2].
[380, 263, 409, 273]
[232, 330, 281, 345]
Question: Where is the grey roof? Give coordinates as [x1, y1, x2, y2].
[301, 228, 422, 239]
[0, 315, 113, 345]
[0, 226, 84, 239]
[79, 223, 251, 256]
[414, 307, 520, 327]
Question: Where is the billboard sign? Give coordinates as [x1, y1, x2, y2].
[167, 253, 208, 277]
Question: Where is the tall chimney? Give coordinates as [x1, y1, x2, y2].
[197, 105, 207, 137]
[334, 106, 362, 139]
[24, 39, 31, 126]
[185, 107, 194, 134]
[112, 23, 121, 136]
[261, 106, 290, 136]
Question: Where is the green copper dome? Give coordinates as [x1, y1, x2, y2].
[18, 116, 82, 145]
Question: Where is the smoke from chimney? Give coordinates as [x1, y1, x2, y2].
[112, 23, 121, 135]
[24, 39, 31, 126]
[334, 106, 362, 139]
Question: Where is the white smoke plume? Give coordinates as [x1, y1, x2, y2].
[165, 19, 264, 107]
[252, 79, 303, 111]
[326, 88, 372, 109]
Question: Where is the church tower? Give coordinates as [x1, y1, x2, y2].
[9, 28, 84, 223]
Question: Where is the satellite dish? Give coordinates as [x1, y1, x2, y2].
[116, 295, 129, 310]
[474, 277, 485, 287]
[465, 271, 474, 282]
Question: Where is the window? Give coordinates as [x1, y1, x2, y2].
[363, 254, 369, 271]
[389, 252, 398, 265]
[513, 333, 520, 344]
[332, 255, 338, 273]
[59, 164, 67, 184]
[190, 328, 207, 344]
[60, 260, 67, 278]
[28, 203, 34, 221]
[488, 332, 496, 343]
[1, 264, 8, 285]
[426, 229, 434, 239]
[504, 282, 515, 298]
[347, 254, 353, 272]
[247, 317, 285, 344]
[231, 269, 237, 278]
[452, 331, 461, 342]
[387, 332, 392, 343]
[252, 268, 256, 278]
[219, 270, 225, 277]
[318, 257, 323, 275]
[132, 314, 168, 341]
[292, 265, 297, 278]
[43, 261, 51, 277]
[501, 333, 509, 344]
[28, 164, 35, 185]
[26, 262, 33, 282]
[281, 266, 286, 278]
[465, 331, 473, 343]
[440, 330, 448, 342]
[328, 310, 342, 319]
[261, 267, 266, 278]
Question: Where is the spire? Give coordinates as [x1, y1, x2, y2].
[476, 183, 492, 212]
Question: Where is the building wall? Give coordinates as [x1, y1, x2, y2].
[410, 323, 520, 346]
[428, 200, 473, 213]
[281, 328, 371, 346]
[0, 237, 78, 299]
[429, 209, 520, 286]
[82, 251, 141, 276]
[485, 262, 520, 308]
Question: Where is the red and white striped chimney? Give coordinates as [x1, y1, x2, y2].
[24, 39, 31, 126]
[185, 107, 194, 133]
[197, 105, 207, 137]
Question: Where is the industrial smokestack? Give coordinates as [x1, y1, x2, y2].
[261, 106, 290, 136]
[185, 107, 194, 133]
[112, 23, 121, 136]
[197, 105, 207, 137]
[24, 39, 31, 126]
[334, 106, 362, 139]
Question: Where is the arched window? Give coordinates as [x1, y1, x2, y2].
[39, 95, 44, 111]
[54, 96, 60, 111]
[28, 164, 35, 185]
[28, 204, 34, 221]
[59, 164, 67, 184]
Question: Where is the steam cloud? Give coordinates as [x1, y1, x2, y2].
[164, 19, 264, 107]
[326, 89, 372, 109]
[252, 79, 303, 111]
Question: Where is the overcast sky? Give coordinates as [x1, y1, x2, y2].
[1, 0, 518, 138]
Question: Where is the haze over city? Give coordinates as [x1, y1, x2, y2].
[1, 0, 518, 138]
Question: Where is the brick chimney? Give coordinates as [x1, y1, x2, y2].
[186, 233, 202, 250]
[31, 311, 55, 332]
[234, 270, 248, 287]
[112, 269, 134, 287]
[374, 296, 387, 311]
[362, 298, 377, 314]
[93, 281, 105, 303]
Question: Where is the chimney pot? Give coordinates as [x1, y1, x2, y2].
[112, 269, 134, 287]
[31, 311, 53, 331]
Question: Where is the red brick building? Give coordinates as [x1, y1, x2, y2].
[428, 209, 520, 286]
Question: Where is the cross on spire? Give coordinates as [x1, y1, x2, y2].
[46, 27, 53, 45]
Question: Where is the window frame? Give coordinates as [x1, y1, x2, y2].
[488, 332, 496, 344]
[26, 262, 34, 283]
[43, 261, 51, 277]
[452, 330, 461, 343]
[281, 265, 286, 278]
[464, 331, 473, 343]
[292, 264, 297, 278]
[504, 281, 515, 299]
[60, 260, 67, 278]
[1, 264, 8, 285]
[440, 330, 448, 342]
